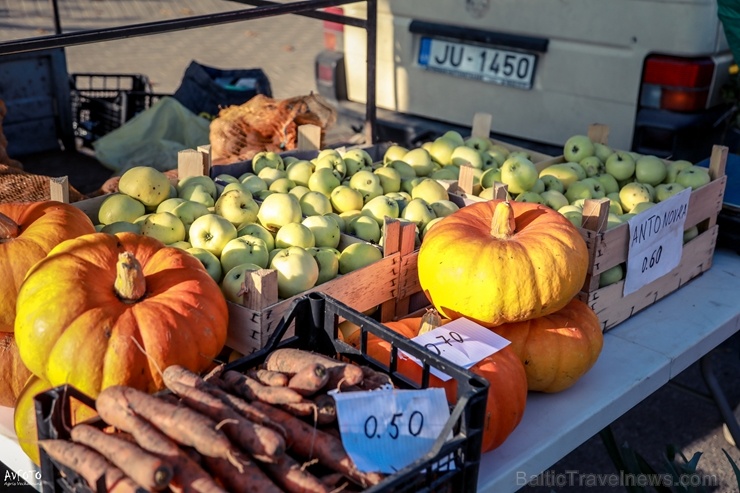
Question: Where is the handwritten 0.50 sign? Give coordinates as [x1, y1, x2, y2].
[364, 410, 424, 440]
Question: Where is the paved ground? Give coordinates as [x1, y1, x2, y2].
[2, 2, 740, 492]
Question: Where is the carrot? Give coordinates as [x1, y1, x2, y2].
[221, 370, 306, 404]
[163, 366, 286, 463]
[97, 385, 244, 471]
[250, 401, 385, 488]
[312, 393, 337, 426]
[287, 362, 330, 396]
[248, 368, 289, 387]
[318, 472, 347, 489]
[264, 349, 364, 390]
[358, 366, 393, 390]
[262, 453, 330, 493]
[39, 439, 143, 493]
[96, 387, 228, 493]
[70, 423, 173, 491]
[202, 455, 283, 493]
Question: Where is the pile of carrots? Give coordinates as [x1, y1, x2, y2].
[40, 348, 396, 493]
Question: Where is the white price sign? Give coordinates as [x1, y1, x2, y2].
[331, 388, 450, 474]
[403, 318, 511, 381]
[623, 187, 691, 296]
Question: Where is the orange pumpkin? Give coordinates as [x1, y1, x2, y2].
[0, 333, 32, 408]
[0, 201, 95, 332]
[14, 232, 229, 399]
[417, 200, 589, 327]
[492, 298, 604, 393]
[347, 315, 528, 453]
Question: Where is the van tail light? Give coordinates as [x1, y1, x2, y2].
[322, 7, 345, 51]
[640, 56, 714, 112]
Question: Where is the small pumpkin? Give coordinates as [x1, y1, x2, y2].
[346, 315, 528, 452]
[0, 201, 96, 332]
[0, 333, 33, 408]
[417, 200, 589, 327]
[14, 232, 229, 399]
[492, 298, 603, 393]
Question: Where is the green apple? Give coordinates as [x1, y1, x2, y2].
[215, 189, 259, 227]
[429, 199, 459, 218]
[285, 160, 315, 187]
[179, 184, 215, 208]
[317, 148, 343, 163]
[402, 148, 435, 177]
[485, 148, 508, 168]
[339, 210, 363, 226]
[252, 151, 284, 174]
[308, 167, 341, 197]
[275, 222, 316, 249]
[630, 202, 656, 214]
[323, 212, 346, 233]
[634, 155, 667, 186]
[385, 159, 417, 180]
[220, 181, 251, 198]
[330, 185, 364, 213]
[430, 166, 460, 181]
[683, 225, 699, 243]
[314, 153, 345, 180]
[171, 199, 211, 233]
[654, 183, 687, 202]
[307, 246, 341, 285]
[539, 164, 580, 190]
[257, 190, 274, 200]
[156, 197, 186, 214]
[593, 143, 613, 163]
[421, 217, 444, 239]
[540, 190, 569, 211]
[133, 213, 151, 225]
[606, 213, 625, 230]
[214, 173, 240, 186]
[257, 193, 302, 233]
[98, 193, 146, 225]
[619, 182, 653, 213]
[220, 262, 263, 304]
[514, 191, 545, 204]
[187, 247, 223, 283]
[140, 211, 186, 245]
[189, 213, 238, 257]
[478, 187, 497, 200]
[531, 179, 546, 194]
[675, 166, 711, 190]
[429, 136, 457, 166]
[606, 195, 623, 215]
[347, 215, 382, 243]
[257, 167, 287, 188]
[595, 173, 620, 195]
[563, 135, 595, 162]
[605, 151, 636, 181]
[464, 135, 490, 153]
[579, 156, 604, 177]
[240, 174, 268, 195]
[480, 167, 503, 189]
[450, 145, 484, 169]
[385, 192, 411, 213]
[342, 148, 374, 176]
[582, 177, 606, 199]
[500, 155, 539, 194]
[298, 190, 332, 217]
[561, 161, 587, 181]
[269, 177, 296, 194]
[338, 242, 383, 274]
[665, 160, 694, 184]
[374, 166, 402, 193]
[220, 235, 270, 273]
[349, 169, 383, 198]
[383, 145, 409, 165]
[101, 221, 142, 235]
[289, 185, 311, 201]
[177, 175, 217, 202]
[441, 130, 465, 147]
[401, 198, 437, 231]
[270, 246, 319, 299]
[302, 215, 341, 248]
[411, 178, 449, 203]
[237, 222, 275, 251]
[540, 174, 565, 193]
[361, 195, 401, 226]
[283, 156, 300, 167]
[118, 166, 172, 209]
[599, 264, 624, 288]
[558, 205, 583, 227]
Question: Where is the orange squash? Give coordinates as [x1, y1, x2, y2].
[417, 200, 589, 327]
[0, 201, 95, 332]
[14, 232, 229, 399]
[0, 333, 32, 408]
[492, 298, 604, 393]
[347, 315, 528, 453]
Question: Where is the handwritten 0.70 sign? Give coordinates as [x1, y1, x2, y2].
[624, 187, 691, 296]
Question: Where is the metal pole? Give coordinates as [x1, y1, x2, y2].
[49, 0, 62, 35]
[364, 0, 377, 144]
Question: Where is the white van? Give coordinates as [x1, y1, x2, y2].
[316, 0, 735, 162]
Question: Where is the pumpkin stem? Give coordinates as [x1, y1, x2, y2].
[490, 201, 516, 239]
[114, 252, 146, 303]
[418, 308, 443, 335]
[0, 212, 20, 242]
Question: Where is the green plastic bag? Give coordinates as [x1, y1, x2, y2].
[719, 0, 740, 63]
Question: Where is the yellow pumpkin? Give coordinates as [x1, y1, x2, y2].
[417, 200, 589, 327]
[492, 298, 604, 392]
[0, 333, 32, 408]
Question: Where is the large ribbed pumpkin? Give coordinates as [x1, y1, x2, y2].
[14, 232, 229, 399]
[417, 200, 589, 327]
[0, 333, 32, 408]
[0, 201, 95, 332]
[492, 298, 603, 393]
[345, 316, 528, 452]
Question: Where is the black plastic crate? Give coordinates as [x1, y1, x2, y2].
[35, 292, 489, 493]
[69, 73, 167, 147]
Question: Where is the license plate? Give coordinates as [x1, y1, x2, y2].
[418, 37, 537, 90]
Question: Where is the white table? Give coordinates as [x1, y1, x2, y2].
[478, 247, 740, 492]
